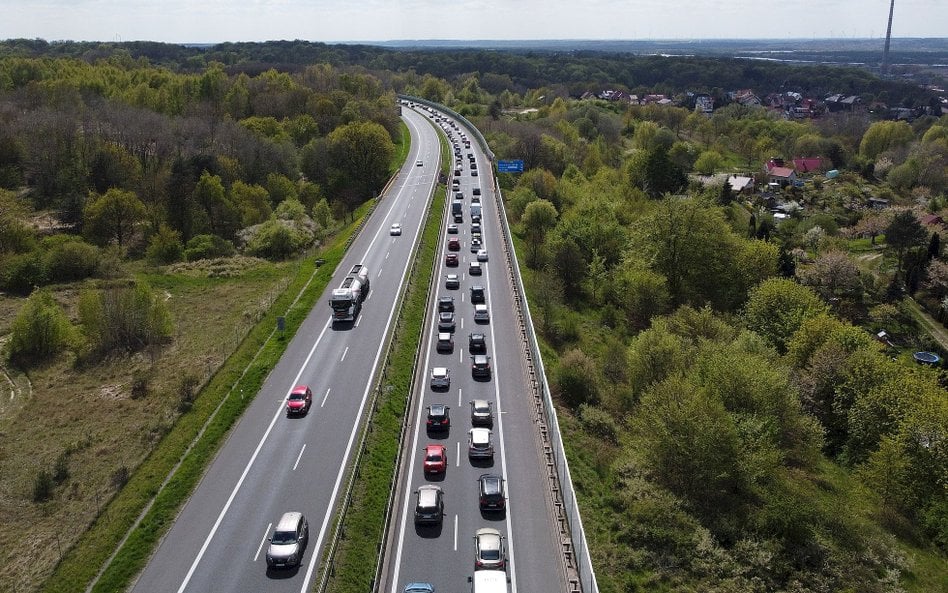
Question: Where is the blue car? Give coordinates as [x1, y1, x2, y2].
[405, 584, 434, 593]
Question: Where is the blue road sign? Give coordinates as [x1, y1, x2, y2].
[497, 159, 524, 173]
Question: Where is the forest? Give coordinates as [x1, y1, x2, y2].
[0, 41, 945, 593]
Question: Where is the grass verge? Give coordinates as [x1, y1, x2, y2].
[39, 201, 375, 593]
[391, 121, 411, 175]
[321, 123, 449, 593]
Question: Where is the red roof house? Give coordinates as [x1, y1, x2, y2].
[792, 157, 826, 173]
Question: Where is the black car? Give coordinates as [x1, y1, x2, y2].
[469, 333, 487, 354]
[471, 354, 492, 380]
[478, 474, 506, 511]
[438, 296, 455, 312]
[470, 285, 486, 304]
[438, 311, 456, 333]
[415, 485, 444, 525]
[426, 404, 450, 431]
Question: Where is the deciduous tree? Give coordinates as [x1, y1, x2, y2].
[83, 188, 146, 247]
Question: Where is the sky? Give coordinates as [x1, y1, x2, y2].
[1, 0, 946, 44]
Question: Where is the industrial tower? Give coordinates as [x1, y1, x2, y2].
[881, 0, 895, 77]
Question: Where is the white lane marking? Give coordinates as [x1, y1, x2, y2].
[355, 315, 362, 328]
[385, 251, 390, 260]
[176, 317, 332, 593]
[253, 523, 272, 562]
[458, 387, 462, 406]
[483, 216, 519, 593]
[298, 111, 438, 593]
[293, 444, 307, 471]
[460, 318, 464, 330]
[377, 268, 383, 278]
[340, 346, 349, 362]
[321, 388, 331, 408]
[453, 514, 459, 552]
[456, 441, 460, 467]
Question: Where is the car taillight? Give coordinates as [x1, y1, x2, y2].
[426, 420, 432, 425]
[479, 496, 486, 504]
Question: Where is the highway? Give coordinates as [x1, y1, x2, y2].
[130, 107, 441, 593]
[382, 106, 565, 593]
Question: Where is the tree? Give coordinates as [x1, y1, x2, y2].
[146, 224, 184, 264]
[192, 171, 239, 239]
[83, 188, 147, 247]
[694, 150, 724, 175]
[743, 277, 828, 353]
[230, 181, 271, 227]
[885, 210, 928, 277]
[520, 199, 558, 267]
[859, 120, 914, 161]
[798, 250, 863, 305]
[327, 121, 395, 208]
[552, 349, 599, 408]
[852, 211, 890, 245]
[8, 289, 74, 364]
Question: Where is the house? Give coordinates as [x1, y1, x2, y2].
[920, 214, 945, 229]
[694, 94, 714, 114]
[792, 157, 826, 174]
[727, 175, 755, 194]
[768, 166, 797, 187]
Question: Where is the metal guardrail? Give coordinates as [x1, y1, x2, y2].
[397, 95, 495, 162]
[406, 99, 599, 593]
[315, 149, 440, 593]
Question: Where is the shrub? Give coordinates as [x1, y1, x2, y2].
[274, 198, 306, 221]
[245, 220, 307, 260]
[146, 224, 184, 264]
[177, 373, 200, 413]
[53, 452, 69, 484]
[8, 289, 74, 364]
[184, 234, 235, 261]
[578, 404, 619, 443]
[553, 348, 599, 408]
[33, 470, 53, 502]
[78, 281, 173, 358]
[43, 236, 100, 282]
[0, 252, 46, 294]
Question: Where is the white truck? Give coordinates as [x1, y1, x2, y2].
[329, 264, 370, 323]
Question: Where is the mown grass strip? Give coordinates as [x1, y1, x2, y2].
[40, 202, 374, 593]
[323, 124, 450, 593]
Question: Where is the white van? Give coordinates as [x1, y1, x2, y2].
[470, 569, 507, 593]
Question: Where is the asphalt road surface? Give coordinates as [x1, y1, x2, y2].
[382, 106, 565, 593]
[130, 108, 441, 593]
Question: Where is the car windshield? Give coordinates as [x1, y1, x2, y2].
[289, 392, 305, 401]
[480, 548, 500, 560]
[474, 403, 489, 413]
[271, 530, 297, 545]
[426, 453, 442, 462]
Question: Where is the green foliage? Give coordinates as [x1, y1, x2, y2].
[327, 120, 395, 205]
[885, 210, 928, 275]
[78, 280, 173, 359]
[83, 188, 146, 247]
[229, 181, 272, 227]
[273, 198, 306, 221]
[245, 220, 307, 260]
[192, 171, 239, 240]
[145, 224, 184, 264]
[520, 198, 558, 266]
[33, 470, 54, 503]
[743, 278, 828, 353]
[859, 120, 915, 161]
[42, 235, 100, 282]
[183, 234, 235, 261]
[8, 289, 74, 364]
[693, 149, 724, 174]
[265, 172, 298, 205]
[0, 251, 47, 294]
[0, 189, 35, 252]
[553, 348, 599, 408]
[311, 198, 333, 229]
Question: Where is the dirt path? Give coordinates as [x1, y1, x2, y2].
[904, 298, 948, 352]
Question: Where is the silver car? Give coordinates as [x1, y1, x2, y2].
[470, 399, 493, 426]
[468, 427, 493, 460]
[474, 527, 507, 571]
[266, 512, 308, 569]
[430, 367, 451, 390]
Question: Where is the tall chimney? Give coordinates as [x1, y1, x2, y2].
[882, 0, 895, 77]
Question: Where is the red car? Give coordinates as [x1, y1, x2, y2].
[445, 253, 459, 266]
[423, 444, 447, 474]
[286, 385, 313, 416]
[448, 237, 460, 251]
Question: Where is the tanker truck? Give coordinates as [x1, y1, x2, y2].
[329, 264, 370, 323]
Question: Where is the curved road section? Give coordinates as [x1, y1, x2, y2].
[130, 109, 440, 593]
[382, 107, 565, 593]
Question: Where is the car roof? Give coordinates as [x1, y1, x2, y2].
[480, 474, 502, 492]
[404, 583, 434, 593]
[417, 485, 442, 504]
[473, 354, 489, 363]
[429, 403, 447, 413]
[276, 511, 303, 531]
[432, 367, 448, 375]
[290, 385, 309, 395]
[438, 332, 451, 340]
[475, 304, 488, 311]
[472, 399, 490, 409]
[447, 273, 458, 278]
[470, 428, 491, 442]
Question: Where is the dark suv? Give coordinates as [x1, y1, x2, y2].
[438, 296, 455, 312]
[478, 474, 506, 512]
[470, 285, 485, 304]
[426, 404, 450, 432]
[471, 354, 492, 380]
[414, 485, 444, 525]
[469, 333, 487, 354]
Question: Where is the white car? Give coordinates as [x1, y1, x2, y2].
[445, 274, 460, 289]
[474, 304, 490, 323]
[468, 428, 493, 459]
[430, 367, 451, 390]
[390, 223, 402, 236]
[415, 160, 423, 167]
[477, 249, 488, 262]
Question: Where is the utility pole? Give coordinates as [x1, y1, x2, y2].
[881, 0, 895, 77]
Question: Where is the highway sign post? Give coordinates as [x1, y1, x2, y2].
[497, 159, 524, 173]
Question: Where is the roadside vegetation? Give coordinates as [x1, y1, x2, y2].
[0, 40, 945, 593]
